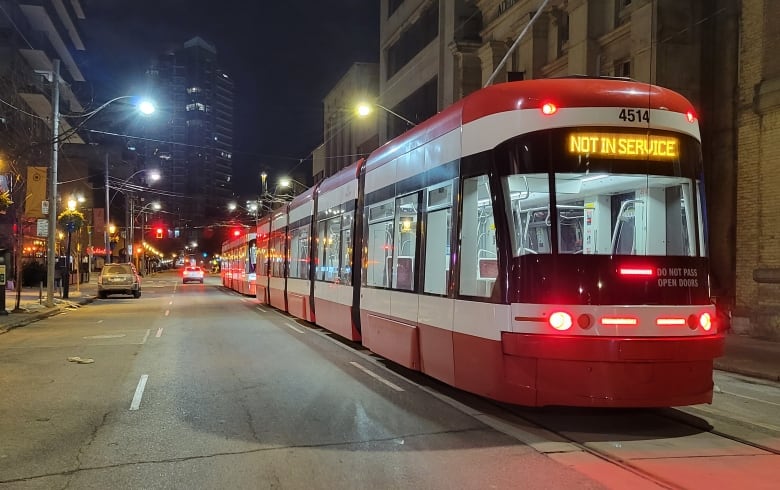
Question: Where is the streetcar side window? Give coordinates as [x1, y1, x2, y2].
[270, 231, 286, 277]
[248, 240, 257, 274]
[366, 200, 394, 288]
[288, 225, 309, 279]
[316, 214, 341, 283]
[256, 231, 270, 277]
[459, 175, 498, 298]
[340, 211, 354, 285]
[393, 193, 419, 291]
[423, 182, 453, 296]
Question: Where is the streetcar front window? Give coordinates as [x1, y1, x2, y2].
[554, 174, 696, 256]
[500, 129, 704, 258]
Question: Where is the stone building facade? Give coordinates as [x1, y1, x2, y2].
[324, 0, 759, 334]
[734, 0, 780, 338]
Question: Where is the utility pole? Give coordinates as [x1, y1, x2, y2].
[45, 60, 60, 307]
[105, 153, 110, 265]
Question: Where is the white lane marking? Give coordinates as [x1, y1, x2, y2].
[156, 328, 163, 338]
[165, 310, 170, 317]
[141, 329, 150, 344]
[256, 306, 267, 313]
[83, 334, 126, 339]
[129, 375, 149, 411]
[97, 320, 104, 324]
[285, 322, 305, 334]
[349, 361, 405, 392]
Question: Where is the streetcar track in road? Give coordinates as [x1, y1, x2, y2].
[717, 389, 780, 407]
[658, 407, 780, 455]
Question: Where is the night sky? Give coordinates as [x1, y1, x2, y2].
[77, 1, 380, 195]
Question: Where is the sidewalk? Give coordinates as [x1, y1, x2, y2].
[0, 276, 98, 334]
[0, 281, 778, 383]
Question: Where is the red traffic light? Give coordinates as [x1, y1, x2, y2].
[156, 227, 164, 239]
[233, 229, 241, 237]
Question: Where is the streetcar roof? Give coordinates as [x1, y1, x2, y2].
[365, 78, 697, 172]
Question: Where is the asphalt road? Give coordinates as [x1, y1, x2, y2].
[0, 274, 601, 489]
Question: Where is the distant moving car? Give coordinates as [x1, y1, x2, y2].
[182, 266, 204, 284]
[97, 263, 141, 298]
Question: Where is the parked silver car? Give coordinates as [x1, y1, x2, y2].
[97, 263, 141, 298]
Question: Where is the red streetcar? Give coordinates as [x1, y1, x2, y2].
[227, 77, 724, 407]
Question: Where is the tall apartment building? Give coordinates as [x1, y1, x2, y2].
[0, 0, 90, 264]
[143, 37, 234, 242]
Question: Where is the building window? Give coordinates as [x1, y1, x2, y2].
[615, 59, 631, 78]
[186, 102, 207, 112]
[388, 0, 403, 17]
[615, 0, 632, 27]
[386, 0, 439, 79]
[186, 86, 202, 94]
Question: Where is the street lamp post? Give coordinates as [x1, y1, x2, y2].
[45, 60, 61, 307]
[105, 168, 160, 266]
[355, 101, 416, 128]
[134, 201, 160, 275]
[43, 67, 154, 306]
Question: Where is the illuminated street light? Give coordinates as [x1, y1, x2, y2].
[355, 101, 416, 127]
[46, 56, 156, 306]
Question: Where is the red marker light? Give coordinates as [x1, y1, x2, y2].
[686, 111, 696, 123]
[600, 316, 638, 326]
[619, 267, 654, 277]
[657, 317, 687, 326]
[541, 102, 557, 115]
[549, 311, 573, 331]
[233, 229, 241, 237]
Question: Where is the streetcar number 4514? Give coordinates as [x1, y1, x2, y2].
[619, 108, 650, 123]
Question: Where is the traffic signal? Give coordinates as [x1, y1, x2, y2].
[233, 228, 241, 237]
[156, 227, 164, 239]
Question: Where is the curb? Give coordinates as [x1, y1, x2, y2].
[0, 296, 96, 335]
[714, 361, 780, 383]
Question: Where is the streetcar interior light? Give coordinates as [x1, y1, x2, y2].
[549, 311, 573, 331]
[600, 316, 638, 326]
[619, 267, 654, 277]
[699, 312, 712, 331]
[541, 102, 557, 115]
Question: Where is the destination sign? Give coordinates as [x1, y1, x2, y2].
[568, 133, 679, 160]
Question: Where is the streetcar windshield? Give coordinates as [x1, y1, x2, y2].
[500, 129, 706, 258]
